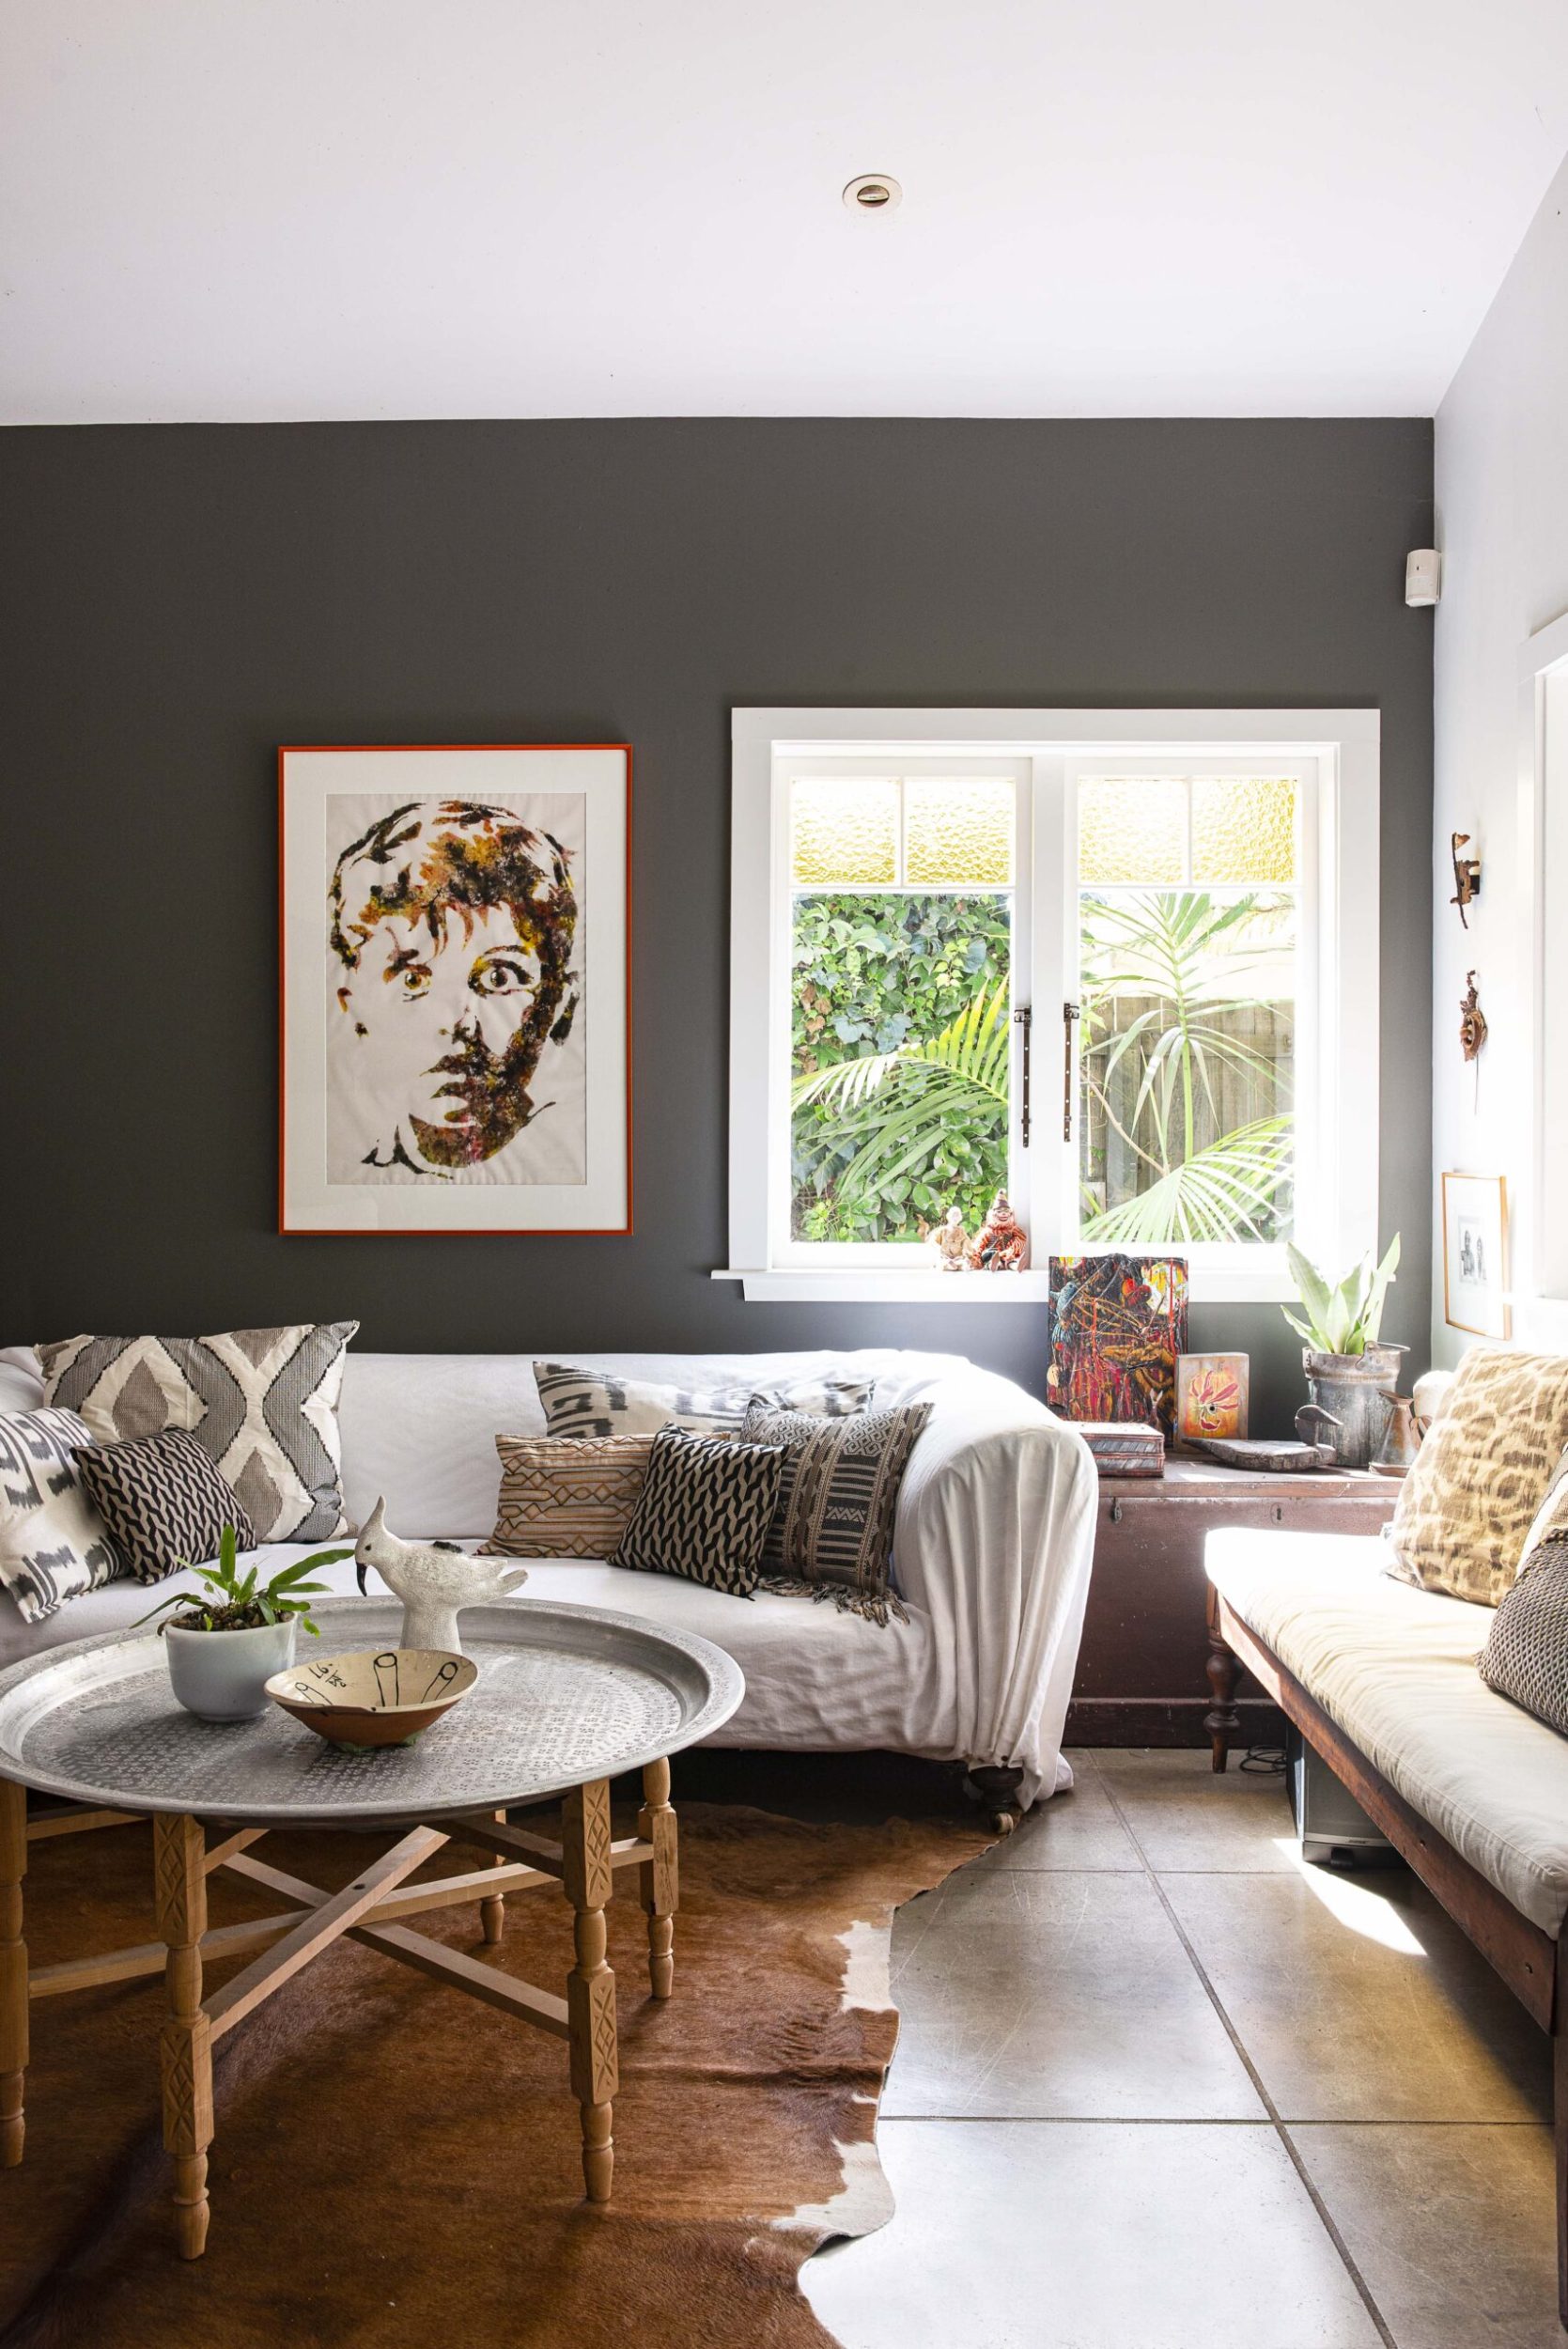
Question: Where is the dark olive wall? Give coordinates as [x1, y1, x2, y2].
[0, 419, 1434, 1431]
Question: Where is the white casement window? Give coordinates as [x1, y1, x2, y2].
[719, 709, 1379, 1305]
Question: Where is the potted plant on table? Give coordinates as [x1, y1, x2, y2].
[1280, 1236, 1404, 1468]
[139, 1524, 352, 1721]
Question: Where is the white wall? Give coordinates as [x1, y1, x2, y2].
[1433, 145, 1568, 1363]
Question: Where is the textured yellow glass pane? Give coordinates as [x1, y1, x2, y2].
[904, 778, 1014, 886]
[1191, 776, 1296, 883]
[791, 779, 899, 885]
[1078, 777, 1186, 883]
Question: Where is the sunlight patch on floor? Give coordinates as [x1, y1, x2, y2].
[1271, 1838, 1427, 1955]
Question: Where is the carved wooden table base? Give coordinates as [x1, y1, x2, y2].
[1, 1759, 678, 2258]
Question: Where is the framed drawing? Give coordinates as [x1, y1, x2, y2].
[1441, 1172, 1509, 1339]
[280, 745, 630, 1234]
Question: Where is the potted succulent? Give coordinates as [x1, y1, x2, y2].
[1281, 1236, 1404, 1468]
[139, 1524, 352, 1722]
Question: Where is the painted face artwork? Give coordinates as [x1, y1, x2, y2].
[329, 800, 578, 1179]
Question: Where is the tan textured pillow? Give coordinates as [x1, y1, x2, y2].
[1386, 1347, 1568, 1605]
[482, 1433, 655, 1559]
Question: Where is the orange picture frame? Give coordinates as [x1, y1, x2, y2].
[278, 744, 632, 1236]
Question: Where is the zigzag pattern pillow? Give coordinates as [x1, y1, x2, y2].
[534, 1361, 874, 1439]
[39, 1323, 357, 1543]
[607, 1424, 785, 1595]
[77, 1430, 259, 1585]
[0, 1407, 124, 1624]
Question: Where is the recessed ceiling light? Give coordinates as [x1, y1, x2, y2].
[844, 175, 902, 213]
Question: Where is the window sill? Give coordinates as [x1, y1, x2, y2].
[712, 1266, 1297, 1306]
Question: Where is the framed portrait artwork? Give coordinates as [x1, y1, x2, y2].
[279, 745, 630, 1234]
[1441, 1172, 1509, 1340]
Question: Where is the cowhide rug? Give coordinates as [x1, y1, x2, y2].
[0, 1796, 993, 2348]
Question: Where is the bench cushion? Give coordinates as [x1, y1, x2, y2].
[1208, 1526, 1568, 1934]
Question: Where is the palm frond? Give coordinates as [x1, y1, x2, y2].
[1080, 1115, 1294, 1245]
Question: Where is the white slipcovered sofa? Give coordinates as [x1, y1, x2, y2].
[0, 1346, 1098, 1810]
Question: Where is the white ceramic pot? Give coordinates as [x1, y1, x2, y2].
[164, 1617, 298, 1722]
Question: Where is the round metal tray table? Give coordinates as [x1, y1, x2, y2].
[0, 1598, 745, 2254]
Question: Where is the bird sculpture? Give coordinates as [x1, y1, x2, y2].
[354, 1499, 528, 1653]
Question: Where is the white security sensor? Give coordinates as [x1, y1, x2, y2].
[1405, 550, 1441, 607]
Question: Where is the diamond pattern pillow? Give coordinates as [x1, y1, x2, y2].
[533, 1361, 874, 1439]
[76, 1430, 259, 1585]
[1478, 1534, 1568, 1735]
[481, 1433, 655, 1559]
[740, 1400, 932, 1623]
[0, 1407, 124, 1624]
[607, 1424, 785, 1595]
[39, 1323, 357, 1543]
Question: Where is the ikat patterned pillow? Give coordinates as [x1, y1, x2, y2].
[533, 1361, 875, 1440]
[607, 1424, 786, 1595]
[740, 1400, 932, 1623]
[38, 1323, 358, 1545]
[482, 1433, 656, 1560]
[76, 1429, 259, 1586]
[0, 1407, 125, 1624]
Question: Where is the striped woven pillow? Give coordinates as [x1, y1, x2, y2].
[739, 1400, 932, 1623]
[532, 1361, 874, 1439]
[482, 1433, 656, 1560]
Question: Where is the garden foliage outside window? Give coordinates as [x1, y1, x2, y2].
[1076, 775, 1297, 1247]
[789, 776, 1015, 1245]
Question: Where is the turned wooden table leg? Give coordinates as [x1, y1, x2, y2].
[563, 1778, 616, 2203]
[1204, 1584, 1241, 1773]
[153, 1814, 214, 2259]
[638, 1758, 677, 2000]
[1, 1780, 26, 2167]
[481, 1808, 506, 1946]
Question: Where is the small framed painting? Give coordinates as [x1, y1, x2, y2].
[1441, 1173, 1510, 1340]
[1175, 1353, 1250, 1449]
[280, 745, 630, 1234]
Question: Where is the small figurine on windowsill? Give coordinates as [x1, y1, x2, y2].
[970, 1190, 1029, 1272]
[930, 1205, 971, 1272]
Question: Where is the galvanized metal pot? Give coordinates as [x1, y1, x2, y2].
[1297, 1346, 1406, 1470]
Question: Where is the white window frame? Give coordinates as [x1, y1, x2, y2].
[716, 708, 1380, 1305]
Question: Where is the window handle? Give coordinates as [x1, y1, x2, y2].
[1063, 1001, 1080, 1143]
[1012, 1005, 1032, 1148]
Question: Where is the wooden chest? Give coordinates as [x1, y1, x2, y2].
[1066, 1457, 1399, 1748]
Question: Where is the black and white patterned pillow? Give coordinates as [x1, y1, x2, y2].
[534, 1361, 874, 1439]
[76, 1430, 259, 1586]
[607, 1424, 785, 1595]
[38, 1322, 357, 1543]
[740, 1401, 932, 1623]
[0, 1407, 124, 1624]
[1478, 1535, 1568, 1735]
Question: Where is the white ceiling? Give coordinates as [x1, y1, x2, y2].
[5, 0, 1568, 424]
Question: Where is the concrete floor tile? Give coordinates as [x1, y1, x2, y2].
[882, 1870, 1264, 2118]
[973, 1763, 1141, 1873]
[802, 2120, 1382, 2349]
[1289, 2123, 1562, 2349]
[1164, 1868, 1552, 2122]
[1094, 1744, 1302, 1871]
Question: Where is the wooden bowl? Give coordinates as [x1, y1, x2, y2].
[266, 1648, 477, 1750]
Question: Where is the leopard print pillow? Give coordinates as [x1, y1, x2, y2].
[1385, 1347, 1568, 1606]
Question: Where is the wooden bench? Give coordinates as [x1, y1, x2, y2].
[1208, 1582, 1567, 2332]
